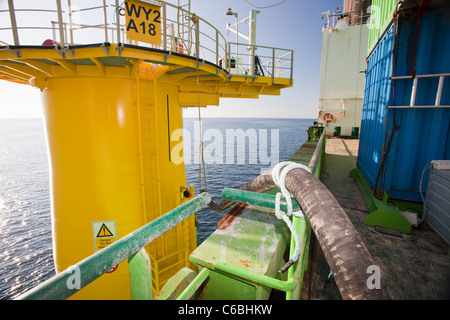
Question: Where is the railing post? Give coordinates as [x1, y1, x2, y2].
[276, 57, 280, 77]
[7, 0, 20, 46]
[52, 21, 56, 42]
[68, 0, 74, 44]
[162, 3, 167, 51]
[216, 30, 219, 66]
[249, 44, 255, 76]
[56, 0, 66, 47]
[290, 50, 294, 85]
[194, 14, 200, 64]
[103, 0, 109, 42]
[272, 48, 275, 84]
[227, 42, 231, 74]
[115, 0, 121, 44]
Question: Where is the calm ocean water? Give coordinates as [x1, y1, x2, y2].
[0, 117, 312, 299]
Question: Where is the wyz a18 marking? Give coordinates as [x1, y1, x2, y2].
[125, 0, 161, 44]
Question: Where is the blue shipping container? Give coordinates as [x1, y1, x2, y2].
[358, 7, 450, 202]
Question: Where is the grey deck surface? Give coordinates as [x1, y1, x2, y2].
[303, 138, 450, 300]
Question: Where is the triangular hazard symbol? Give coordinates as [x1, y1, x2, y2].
[97, 223, 114, 237]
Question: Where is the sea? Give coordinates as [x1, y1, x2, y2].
[0, 117, 313, 300]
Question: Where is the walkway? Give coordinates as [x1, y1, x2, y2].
[303, 138, 450, 300]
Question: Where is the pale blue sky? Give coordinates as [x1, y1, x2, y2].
[0, 0, 343, 119]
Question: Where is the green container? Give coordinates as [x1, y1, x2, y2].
[367, 0, 398, 56]
[352, 127, 359, 139]
[334, 126, 341, 137]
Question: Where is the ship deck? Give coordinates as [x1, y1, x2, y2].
[302, 138, 450, 300]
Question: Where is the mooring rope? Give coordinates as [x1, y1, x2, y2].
[187, 13, 207, 193]
[272, 161, 311, 273]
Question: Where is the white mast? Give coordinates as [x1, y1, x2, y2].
[226, 9, 260, 75]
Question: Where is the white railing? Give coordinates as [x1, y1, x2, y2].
[0, 0, 293, 82]
[226, 42, 293, 82]
[322, 9, 371, 30]
[388, 73, 450, 108]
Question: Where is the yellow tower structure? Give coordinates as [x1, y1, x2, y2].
[0, 0, 293, 299]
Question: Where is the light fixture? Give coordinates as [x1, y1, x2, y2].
[226, 8, 236, 16]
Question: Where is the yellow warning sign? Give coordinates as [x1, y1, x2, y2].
[97, 224, 113, 237]
[125, 0, 161, 45]
[92, 221, 117, 252]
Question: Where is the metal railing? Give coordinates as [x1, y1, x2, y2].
[388, 73, 450, 108]
[322, 9, 371, 30]
[226, 42, 293, 82]
[16, 192, 211, 300]
[0, 0, 293, 82]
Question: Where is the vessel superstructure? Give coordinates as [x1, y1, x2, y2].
[317, 1, 371, 137]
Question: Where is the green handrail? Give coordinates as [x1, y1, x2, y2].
[16, 192, 211, 300]
[176, 268, 210, 300]
[222, 187, 300, 211]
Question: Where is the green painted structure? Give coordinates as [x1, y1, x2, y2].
[367, 0, 398, 56]
[350, 168, 414, 234]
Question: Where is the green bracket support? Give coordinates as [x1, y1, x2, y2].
[349, 168, 412, 234]
[176, 268, 210, 300]
[155, 267, 197, 300]
[128, 249, 153, 300]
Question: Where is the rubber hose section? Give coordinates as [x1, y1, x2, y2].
[209, 169, 392, 300]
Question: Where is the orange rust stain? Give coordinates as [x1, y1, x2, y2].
[239, 259, 252, 268]
[217, 203, 249, 230]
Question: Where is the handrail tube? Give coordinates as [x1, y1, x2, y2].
[309, 131, 325, 178]
[228, 41, 293, 52]
[176, 268, 209, 300]
[0, 9, 61, 13]
[215, 262, 296, 292]
[16, 192, 211, 300]
[221, 187, 300, 212]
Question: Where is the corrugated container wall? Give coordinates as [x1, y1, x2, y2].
[358, 5, 450, 202]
